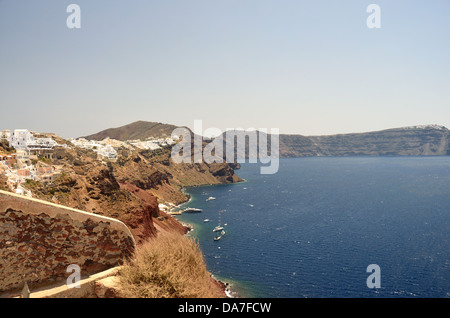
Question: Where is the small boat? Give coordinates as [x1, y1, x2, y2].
[182, 208, 202, 213]
[203, 219, 211, 223]
[206, 196, 216, 201]
[213, 209, 225, 234]
[214, 235, 222, 241]
[221, 230, 226, 235]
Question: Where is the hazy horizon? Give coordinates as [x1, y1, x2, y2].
[1, 1, 449, 138]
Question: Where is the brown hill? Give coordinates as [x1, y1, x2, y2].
[82, 121, 182, 141]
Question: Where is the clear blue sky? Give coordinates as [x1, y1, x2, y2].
[0, 0, 449, 138]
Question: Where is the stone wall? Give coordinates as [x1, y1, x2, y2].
[0, 190, 135, 293]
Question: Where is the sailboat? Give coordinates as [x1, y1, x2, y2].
[213, 210, 225, 240]
[213, 210, 224, 232]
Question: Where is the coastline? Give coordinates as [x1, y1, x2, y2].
[166, 181, 248, 298]
[167, 199, 233, 297]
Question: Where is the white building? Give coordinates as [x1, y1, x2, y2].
[97, 145, 118, 160]
[9, 129, 34, 149]
[129, 137, 176, 150]
[27, 137, 57, 150]
[70, 138, 118, 160]
[9, 129, 56, 151]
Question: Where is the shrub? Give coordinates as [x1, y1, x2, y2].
[118, 231, 223, 298]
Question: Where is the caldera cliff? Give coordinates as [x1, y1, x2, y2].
[21, 135, 241, 244]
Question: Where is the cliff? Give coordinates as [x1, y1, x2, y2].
[222, 125, 449, 158]
[279, 125, 450, 157]
[0, 190, 135, 293]
[112, 144, 241, 205]
[21, 136, 241, 244]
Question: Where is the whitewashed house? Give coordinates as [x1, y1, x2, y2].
[97, 145, 118, 160]
[9, 129, 56, 152]
[9, 129, 34, 149]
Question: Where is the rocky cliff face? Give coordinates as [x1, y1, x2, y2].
[0, 207, 134, 292]
[216, 125, 449, 159]
[279, 125, 450, 157]
[22, 138, 241, 243]
[0, 189, 136, 293]
[113, 145, 241, 205]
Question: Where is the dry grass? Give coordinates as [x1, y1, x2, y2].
[118, 231, 223, 298]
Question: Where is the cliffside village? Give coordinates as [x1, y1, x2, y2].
[0, 129, 178, 198]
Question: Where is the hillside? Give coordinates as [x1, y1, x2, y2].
[21, 136, 241, 244]
[82, 121, 182, 141]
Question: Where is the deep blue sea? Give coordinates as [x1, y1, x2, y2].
[176, 157, 450, 298]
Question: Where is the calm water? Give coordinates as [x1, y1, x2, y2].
[176, 157, 450, 298]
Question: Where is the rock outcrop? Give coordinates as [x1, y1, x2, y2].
[0, 190, 135, 293]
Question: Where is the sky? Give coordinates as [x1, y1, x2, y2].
[0, 0, 449, 138]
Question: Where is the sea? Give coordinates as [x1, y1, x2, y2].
[175, 157, 450, 298]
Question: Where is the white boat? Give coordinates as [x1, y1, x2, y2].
[203, 219, 211, 223]
[206, 196, 216, 201]
[213, 209, 226, 232]
[214, 229, 226, 241]
[182, 208, 202, 213]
